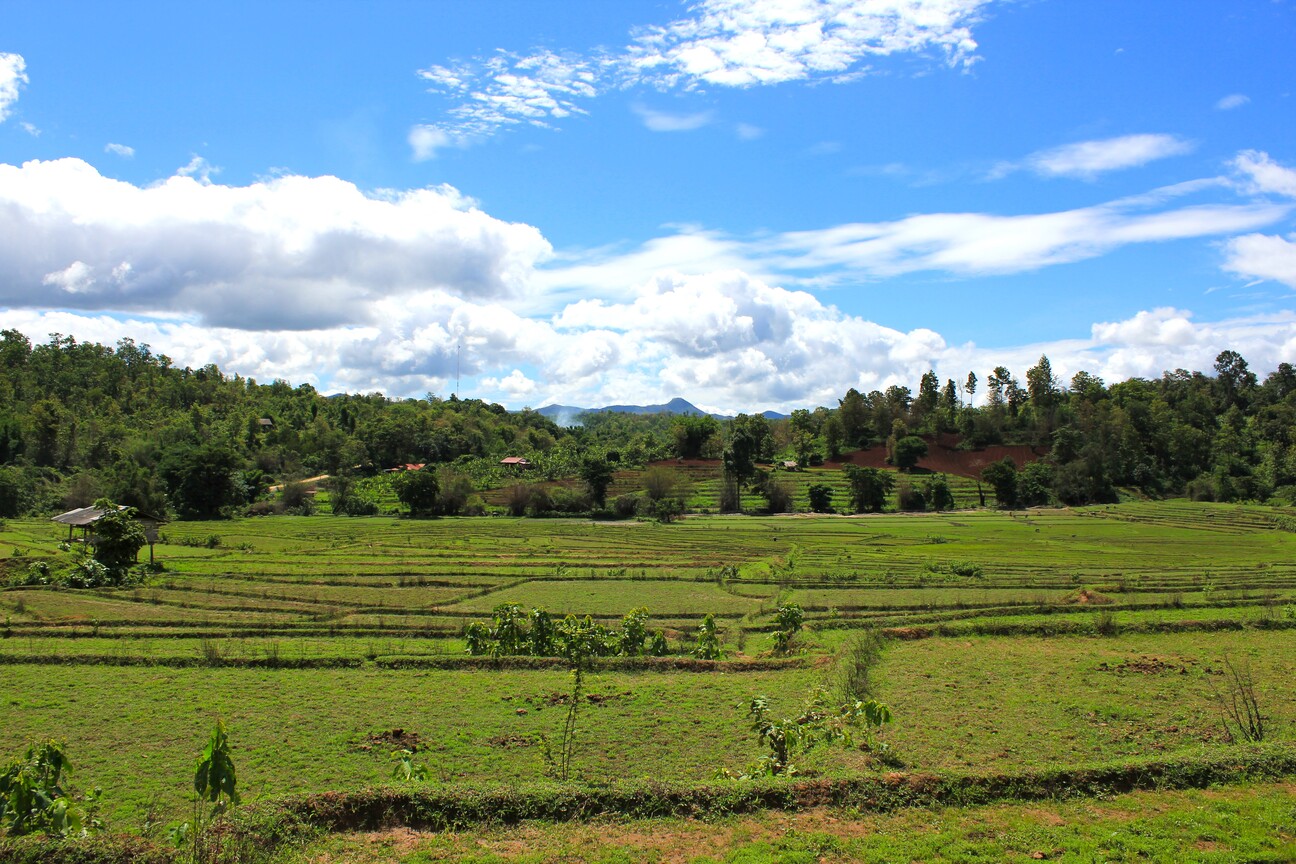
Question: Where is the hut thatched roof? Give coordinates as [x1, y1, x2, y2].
[52, 506, 166, 527]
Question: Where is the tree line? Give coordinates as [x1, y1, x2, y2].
[0, 329, 1292, 518]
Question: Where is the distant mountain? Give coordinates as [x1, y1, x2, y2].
[537, 397, 711, 420]
[536, 398, 789, 422]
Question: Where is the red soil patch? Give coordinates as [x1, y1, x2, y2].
[831, 434, 1046, 479]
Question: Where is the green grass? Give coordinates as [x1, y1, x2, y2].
[2, 499, 1296, 859]
[274, 781, 1296, 863]
[0, 665, 817, 826]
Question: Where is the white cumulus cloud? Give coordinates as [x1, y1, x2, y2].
[1232, 150, 1296, 199]
[1215, 93, 1250, 111]
[0, 157, 552, 329]
[1224, 233, 1296, 289]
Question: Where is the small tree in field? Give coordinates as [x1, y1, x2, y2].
[580, 456, 614, 508]
[807, 483, 833, 513]
[890, 436, 928, 471]
[394, 469, 439, 517]
[88, 498, 146, 579]
[843, 466, 894, 513]
[692, 613, 725, 660]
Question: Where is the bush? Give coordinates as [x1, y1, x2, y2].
[643, 467, 683, 502]
[645, 497, 684, 523]
[279, 481, 316, 515]
[718, 473, 741, 513]
[525, 486, 554, 517]
[807, 484, 833, 513]
[245, 500, 277, 517]
[549, 486, 591, 514]
[896, 480, 926, 512]
[435, 468, 475, 516]
[0, 740, 98, 838]
[759, 473, 793, 514]
[923, 475, 955, 512]
[612, 494, 639, 518]
[503, 483, 532, 517]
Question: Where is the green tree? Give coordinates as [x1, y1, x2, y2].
[837, 388, 868, 448]
[671, 415, 719, 459]
[579, 456, 615, 507]
[891, 435, 928, 471]
[843, 465, 894, 513]
[159, 443, 242, 520]
[394, 468, 440, 517]
[822, 415, 845, 459]
[922, 474, 955, 512]
[981, 458, 1019, 509]
[88, 499, 146, 576]
[807, 483, 833, 513]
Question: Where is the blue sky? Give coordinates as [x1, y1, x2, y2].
[1, 0, 1294, 413]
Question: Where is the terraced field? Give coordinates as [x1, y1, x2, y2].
[1, 500, 1294, 862]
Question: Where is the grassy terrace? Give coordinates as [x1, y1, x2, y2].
[1, 500, 1295, 861]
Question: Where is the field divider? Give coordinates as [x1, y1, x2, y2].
[876, 616, 1296, 639]
[224, 744, 1296, 841]
[0, 652, 807, 672]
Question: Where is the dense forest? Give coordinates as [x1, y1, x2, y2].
[0, 329, 1292, 519]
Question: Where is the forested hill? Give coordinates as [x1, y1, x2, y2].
[0, 329, 1293, 519]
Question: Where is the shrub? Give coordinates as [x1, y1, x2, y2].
[548, 486, 591, 514]
[759, 473, 794, 514]
[807, 484, 833, 513]
[718, 474, 741, 513]
[896, 480, 926, 512]
[279, 481, 315, 515]
[642, 467, 683, 502]
[691, 613, 725, 660]
[923, 475, 955, 512]
[503, 483, 532, 517]
[0, 740, 98, 838]
[835, 629, 884, 702]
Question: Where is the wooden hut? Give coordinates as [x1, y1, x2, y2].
[51, 505, 167, 564]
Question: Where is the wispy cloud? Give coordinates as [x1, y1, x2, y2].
[805, 140, 842, 157]
[994, 134, 1195, 180]
[626, 0, 989, 89]
[410, 0, 996, 156]
[413, 50, 600, 157]
[541, 172, 1288, 298]
[20, 121, 39, 136]
[632, 103, 714, 132]
[104, 142, 135, 158]
[735, 122, 764, 140]
[1215, 93, 1250, 111]
[0, 52, 28, 122]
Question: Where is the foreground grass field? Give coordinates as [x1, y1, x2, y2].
[278, 781, 1296, 863]
[2, 500, 1295, 860]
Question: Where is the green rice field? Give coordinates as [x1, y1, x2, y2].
[2, 500, 1295, 862]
